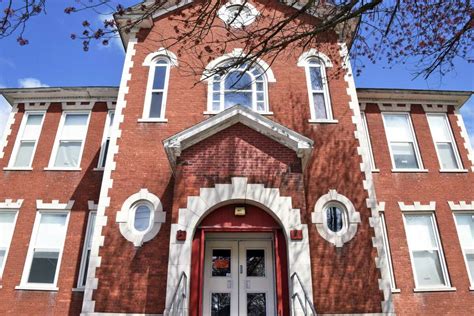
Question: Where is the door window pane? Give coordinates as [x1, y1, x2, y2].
[437, 143, 458, 169]
[247, 293, 266, 316]
[212, 249, 231, 277]
[247, 249, 265, 277]
[13, 141, 35, 167]
[54, 141, 82, 167]
[27, 251, 59, 284]
[392, 142, 419, 169]
[211, 293, 231, 316]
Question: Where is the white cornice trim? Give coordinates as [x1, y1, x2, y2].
[0, 199, 24, 209]
[398, 201, 436, 212]
[88, 201, 99, 211]
[448, 201, 474, 211]
[36, 200, 75, 210]
[163, 105, 313, 170]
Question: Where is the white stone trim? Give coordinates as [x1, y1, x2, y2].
[163, 105, 313, 170]
[311, 190, 360, 247]
[81, 32, 138, 315]
[164, 177, 313, 316]
[142, 47, 178, 67]
[201, 48, 276, 82]
[377, 103, 411, 112]
[24, 102, 51, 110]
[36, 199, 74, 210]
[297, 48, 333, 68]
[0, 104, 18, 159]
[217, 0, 259, 28]
[448, 201, 474, 211]
[61, 101, 95, 110]
[455, 109, 474, 172]
[116, 189, 166, 247]
[398, 201, 436, 212]
[339, 43, 394, 313]
[421, 104, 448, 113]
[0, 199, 24, 209]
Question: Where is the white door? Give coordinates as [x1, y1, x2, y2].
[203, 239, 275, 316]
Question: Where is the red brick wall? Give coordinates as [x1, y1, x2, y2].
[365, 103, 474, 315]
[0, 102, 108, 315]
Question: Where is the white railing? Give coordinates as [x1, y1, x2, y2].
[167, 271, 188, 316]
[291, 272, 317, 316]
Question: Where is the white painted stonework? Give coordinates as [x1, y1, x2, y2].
[36, 199, 74, 210]
[448, 201, 474, 211]
[398, 201, 436, 212]
[0, 199, 23, 209]
[164, 177, 313, 316]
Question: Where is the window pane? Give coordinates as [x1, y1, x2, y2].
[22, 114, 43, 139]
[27, 251, 59, 284]
[13, 141, 35, 167]
[211, 293, 231, 316]
[81, 249, 91, 286]
[0, 249, 5, 270]
[212, 249, 231, 277]
[61, 114, 88, 140]
[247, 293, 266, 316]
[326, 206, 344, 232]
[100, 139, 110, 168]
[149, 92, 163, 118]
[391, 142, 419, 169]
[54, 141, 82, 167]
[467, 253, 474, 281]
[412, 250, 446, 287]
[405, 215, 437, 250]
[455, 214, 474, 249]
[134, 205, 151, 232]
[152, 65, 168, 89]
[36, 214, 68, 249]
[86, 213, 97, 249]
[309, 66, 323, 90]
[224, 71, 252, 90]
[224, 92, 252, 109]
[313, 93, 327, 119]
[247, 249, 265, 277]
[427, 115, 451, 142]
[384, 115, 413, 141]
[0, 213, 16, 247]
[437, 143, 458, 169]
[108, 112, 115, 129]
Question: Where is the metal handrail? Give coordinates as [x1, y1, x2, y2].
[291, 272, 317, 316]
[168, 271, 188, 316]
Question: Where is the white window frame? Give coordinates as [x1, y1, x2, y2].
[303, 57, 334, 123]
[452, 211, 474, 290]
[361, 112, 378, 171]
[426, 113, 464, 171]
[7, 111, 46, 170]
[140, 57, 171, 122]
[382, 112, 425, 172]
[96, 110, 115, 169]
[17, 210, 70, 291]
[46, 111, 91, 171]
[0, 209, 20, 278]
[402, 212, 453, 291]
[76, 210, 96, 289]
[379, 212, 399, 292]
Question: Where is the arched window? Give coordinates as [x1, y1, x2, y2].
[143, 58, 170, 120]
[209, 61, 268, 113]
[326, 204, 345, 233]
[305, 57, 332, 121]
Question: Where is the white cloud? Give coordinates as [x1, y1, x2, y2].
[18, 78, 49, 88]
[95, 14, 123, 51]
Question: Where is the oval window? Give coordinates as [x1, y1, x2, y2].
[134, 204, 152, 232]
[326, 205, 344, 233]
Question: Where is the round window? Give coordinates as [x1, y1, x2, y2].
[325, 204, 345, 233]
[134, 203, 152, 232]
[218, 3, 258, 28]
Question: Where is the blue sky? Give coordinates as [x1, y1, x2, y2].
[0, 2, 473, 146]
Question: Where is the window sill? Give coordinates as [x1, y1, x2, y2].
[137, 118, 168, 123]
[371, 168, 380, 173]
[413, 287, 456, 293]
[391, 169, 429, 173]
[3, 167, 33, 171]
[203, 111, 274, 116]
[391, 288, 401, 293]
[72, 287, 85, 292]
[93, 167, 104, 172]
[15, 284, 59, 292]
[308, 119, 339, 124]
[470, 286, 474, 291]
[44, 167, 82, 171]
[439, 169, 469, 173]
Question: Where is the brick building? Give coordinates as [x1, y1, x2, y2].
[0, 1, 473, 315]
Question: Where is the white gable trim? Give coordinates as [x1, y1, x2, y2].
[142, 47, 179, 67]
[163, 105, 313, 170]
[297, 48, 333, 68]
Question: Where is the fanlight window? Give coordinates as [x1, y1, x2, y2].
[210, 62, 267, 113]
[304, 57, 332, 120]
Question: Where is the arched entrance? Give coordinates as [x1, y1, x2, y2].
[189, 204, 289, 316]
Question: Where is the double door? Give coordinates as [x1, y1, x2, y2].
[203, 239, 275, 316]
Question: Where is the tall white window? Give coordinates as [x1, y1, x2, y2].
[9, 112, 45, 168]
[304, 58, 332, 121]
[427, 114, 463, 170]
[453, 213, 474, 288]
[0, 211, 18, 277]
[403, 213, 451, 289]
[77, 211, 96, 288]
[361, 112, 377, 171]
[19, 212, 69, 289]
[383, 113, 423, 170]
[380, 213, 397, 290]
[49, 112, 90, 169]
[143, 58, 170, 120]
[97, 111, 115, 169]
